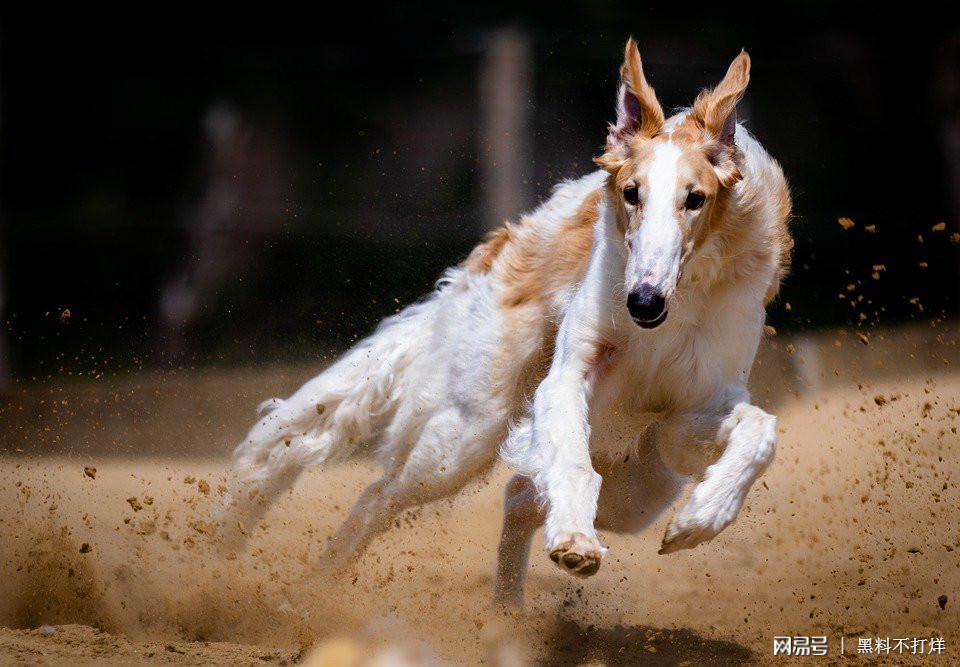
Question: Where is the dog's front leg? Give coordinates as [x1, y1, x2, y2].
[532, 356, 608, 576]
[533, 360, 606, 577]
[658, 398, 778, 554]
[507, 204, 623, 578]
[528, 296, 619, 577]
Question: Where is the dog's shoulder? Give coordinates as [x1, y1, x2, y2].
[463, 171, 608, 310]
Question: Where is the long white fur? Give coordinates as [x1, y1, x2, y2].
[218, 109, 785, 607]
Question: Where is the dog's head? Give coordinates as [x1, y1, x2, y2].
[595, 38, 750, 329]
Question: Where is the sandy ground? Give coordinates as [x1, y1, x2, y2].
[1, 325, 959, 665]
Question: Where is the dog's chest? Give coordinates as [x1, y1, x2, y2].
[582, 331, 717, 457]
[593, 324, 737, 417]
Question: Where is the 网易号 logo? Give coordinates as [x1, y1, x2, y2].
[773, 636, 828, 656]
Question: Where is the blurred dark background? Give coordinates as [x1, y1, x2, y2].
[2, 3, 959, 384]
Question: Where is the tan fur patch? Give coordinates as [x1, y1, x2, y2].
[464, 225, 514, 274]
[471, 189, 602, 309]
[764, 176, 794, 303]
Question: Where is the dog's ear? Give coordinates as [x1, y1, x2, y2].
[595, 37, 664, 172]
[692, 50, 751, 186]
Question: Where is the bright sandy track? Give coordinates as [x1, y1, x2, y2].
[1, 324, 958, 665]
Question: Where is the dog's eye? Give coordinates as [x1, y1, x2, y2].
[623, 186, 639, 206]
[685, 192, 705, 210]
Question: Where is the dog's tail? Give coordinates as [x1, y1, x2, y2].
[216, 285, 442, 548]
[235, 295, 435, 470]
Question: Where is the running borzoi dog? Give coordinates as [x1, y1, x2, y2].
[218, 38, 792, 608]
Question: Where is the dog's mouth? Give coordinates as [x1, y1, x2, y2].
[632, 309, 668, 329]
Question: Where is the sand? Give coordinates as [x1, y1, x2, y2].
[1, 327, 958, 665]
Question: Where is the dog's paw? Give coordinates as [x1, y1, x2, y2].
[658, 487, 739, 554]
[547, 532, 605, 578]
[659, 515, 722, 554]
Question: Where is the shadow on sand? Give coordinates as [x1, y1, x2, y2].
[541, 619, 754, 665]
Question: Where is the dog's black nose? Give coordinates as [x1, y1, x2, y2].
[626, 285, 667, 328]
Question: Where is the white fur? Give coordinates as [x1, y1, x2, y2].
[217, 115, 785, 609]
[627, 141, 683, 295]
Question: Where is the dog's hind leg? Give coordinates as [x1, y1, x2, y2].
[492, 473, 543, 608]
[657, 400, 777, 554]
[319, 406, 505, 573]
[216, 459, 305, 553]
[215, 293, 440, 550]
[320, 475, 392, 570]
